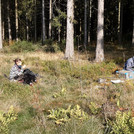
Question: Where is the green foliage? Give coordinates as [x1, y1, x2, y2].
[47, 105, 89, 125]
[52, 9, 66, 28]
[43, 40, 61, 52]
[89, 102, 101, 115]
[19, 0, 35, 21]
[0, 106, 17, 134]
[42, 60, 117, 80]
[10, 41, 37, 52]
[109, 111, 134, 134]
[53, 87, 67, 98]
[0, 80, 31, 102]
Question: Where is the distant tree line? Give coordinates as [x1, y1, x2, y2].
[0, 0, 133, 61]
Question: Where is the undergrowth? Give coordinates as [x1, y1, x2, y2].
[0, 52, 134, 133]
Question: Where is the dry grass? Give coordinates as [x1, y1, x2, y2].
[0, 50, 134, 133]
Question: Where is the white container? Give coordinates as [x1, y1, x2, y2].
[116, 70, 134, 79]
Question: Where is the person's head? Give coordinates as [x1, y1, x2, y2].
[14, 58, 22, 66]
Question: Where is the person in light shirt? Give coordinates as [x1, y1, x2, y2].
[124, 57, 134, 71]
[9, 58, 26, 81]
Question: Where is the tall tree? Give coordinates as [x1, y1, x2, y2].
[132, 17, 134, 45]
[84, 0, 88, 47]
[88, 0, 92, 43]
[34, 0, 37, 42]
[65, 0, 74, 59]
[49, 0, 52, 39]
[26, 13, 29, 41]
[118, 0, 123, 45]
[2, 0, 4, 40]
[7, 0, 12, 43]
[0, 0, 2, 49]
[95, 0, 104, 62]
[58, 0, 61, 42]
[42, 0, 46, 44]
[15, 0, 19, 41]
[84, 0, 88, 48]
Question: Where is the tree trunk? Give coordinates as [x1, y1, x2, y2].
[118, 0, 123, 45]
[84, 0, 88, 47]
[88, 0, 92, 43]
[26, 13, 29, 41]
[7, 0, 12, 43]
[95, 0, 104, 62]
[2, 21, 4, 40]
[15, 0, 18, 41]
[0, 0, 2, 49]
[65, 0, 74, 59]
[132, 17, 134, 46]
[2, 0, 4, 40]
[58, 28, 61, 42]
[42, 0, 46, 44]
[34, 0, 37, 42]
[58, 0, 61, 42]
[49, 0, 52, 39]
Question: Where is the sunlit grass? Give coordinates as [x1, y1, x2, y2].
[0, 51, 134, 133]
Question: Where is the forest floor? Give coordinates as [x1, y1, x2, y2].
[0, 48, 134, 134]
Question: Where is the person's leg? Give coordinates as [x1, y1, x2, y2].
[16, 74, 24, 81]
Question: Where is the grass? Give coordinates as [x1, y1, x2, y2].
[0, 49, 134, 133]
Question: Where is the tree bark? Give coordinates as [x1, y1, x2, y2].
[26, 13, 29, 41]
[132, 17, 134, 46]
[42, 0, 46, 44]
[2, 2, 4, 40]
[88, 0, 92, 43]
[49, 0, 52, 39]
[15, 0, 18, 41]
[65, 0, 74, 59]
[95, 0, 104, 62]
[0, 0, 2, 49]
[58, 0, 61, 42]
[84, 0, 88, 47]
[118, 0, 123, 45]
[34, 0, 37, 42]
[2, 21, 4, 40]
[7, 0, 12, 43]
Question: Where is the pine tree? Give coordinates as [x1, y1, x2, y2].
[132, 17, 134, 45]
[84, 0, 88, 47]
[7, 0, 12, 43]
[65, 0, 74, 59]
[0, 0, 2, 49]
[95, 0, 104, 62]
[42, 0, 46, 44]
[15, 0, 19, 41]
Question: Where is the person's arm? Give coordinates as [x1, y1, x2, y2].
[10, 65, 23, 79]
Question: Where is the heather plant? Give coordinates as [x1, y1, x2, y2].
[47, 105, 89, 125]
[89, 102, 102, 115]
[0, 106, 17, 134]
[107, 111, 134, 134]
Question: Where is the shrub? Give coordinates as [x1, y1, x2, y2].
[43, 40, 61, 52]
[108, 111, 134, 134]
[10, 41, 37, 52]
[89, 102, 101, 115]
[47, 105, 89, 125]
[42, 60, 117, 80]
[0, 106, 17, 134]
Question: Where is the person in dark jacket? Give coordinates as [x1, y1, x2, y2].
[124, 57, 134, 71]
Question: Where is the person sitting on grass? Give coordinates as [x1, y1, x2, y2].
[124, 56, 134, 72]
[9, 58, 26, 81]
[9, 58, 37, 85]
